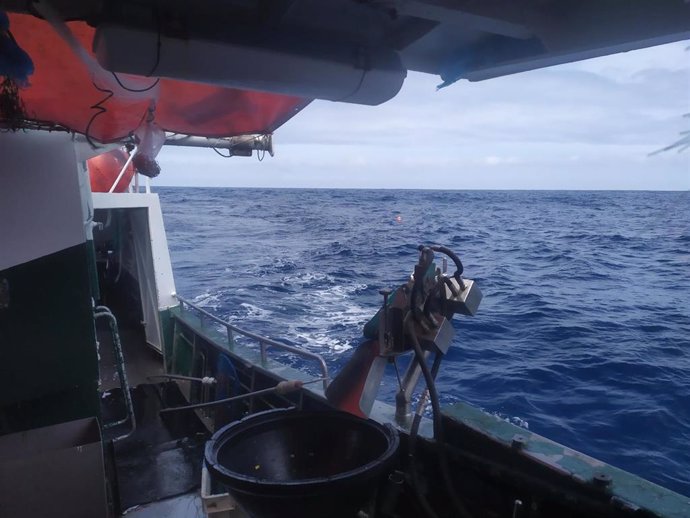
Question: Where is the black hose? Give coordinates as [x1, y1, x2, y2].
[408, 321, 473, 518]
[410, 354, 442, 438]
[408, 353, 444, 518]
[429, 245, 464, 279]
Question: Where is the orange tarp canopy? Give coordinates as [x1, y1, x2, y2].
[9, 14, 309, 142]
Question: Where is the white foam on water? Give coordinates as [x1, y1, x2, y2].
[192, 291, 222, 311]
[281, 281, 373, 354]
[488, 410, 530, 430]
[238, 302, 273, 318]
[281, 271, 335, 286]
[189, 279, 374, 357]
[292, 331, 354, 353]
[511, 416, 530, 429]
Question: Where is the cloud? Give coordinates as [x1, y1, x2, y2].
[155, 41, 690, 190]
[479, 156, 522, 166]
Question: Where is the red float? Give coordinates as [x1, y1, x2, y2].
[87, 149, 135, 193]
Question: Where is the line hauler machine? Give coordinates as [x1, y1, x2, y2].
[326, 245, 482, 422]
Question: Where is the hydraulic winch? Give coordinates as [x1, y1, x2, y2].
[326, 245, 482, 422]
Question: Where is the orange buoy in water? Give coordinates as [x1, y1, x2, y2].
[87, 149, 135, 193]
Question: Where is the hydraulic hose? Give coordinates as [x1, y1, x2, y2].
[408, 353, 443, 518]
[428, 245, 464, 282]
[407, 317, 473, 518]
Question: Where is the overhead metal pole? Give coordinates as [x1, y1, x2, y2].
[164, 134, 273, 157]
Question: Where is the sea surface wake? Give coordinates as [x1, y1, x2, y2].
[159, 187, 690, 496]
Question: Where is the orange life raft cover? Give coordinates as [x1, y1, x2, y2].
[8, 14, 309, 142]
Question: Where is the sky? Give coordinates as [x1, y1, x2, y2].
[155, 41, 690, 190]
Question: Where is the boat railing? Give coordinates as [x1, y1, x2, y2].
[175, 295, 329, 391]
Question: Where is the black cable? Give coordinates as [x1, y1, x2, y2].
[428, 245, 464, 279]
[392, 357, 403, 392]
[85, 81, 114, 149]
[332, 67, 367, 103]
[408, 321, 473, 518]
[148, 1, 162, 77]
[110, 72, 160, 93]
[408, 353, 443, 452]
[408, 352, 444, 518]
[211, 146, 232, 158]
[108, 1, 162, 93]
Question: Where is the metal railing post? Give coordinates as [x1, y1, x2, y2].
[260, 341, 268, 366]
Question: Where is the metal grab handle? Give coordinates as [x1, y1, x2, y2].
[95, 305, 136, 440]
[160, 378, 325, 414]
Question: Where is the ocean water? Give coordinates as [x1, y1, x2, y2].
[157, 187, 690, 497]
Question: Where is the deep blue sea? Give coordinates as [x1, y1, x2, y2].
[157, 188, 690, 497]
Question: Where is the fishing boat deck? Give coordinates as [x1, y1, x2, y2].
[101, 381, 208, 515]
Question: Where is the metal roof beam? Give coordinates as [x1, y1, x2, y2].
[398, 1, 534, 40]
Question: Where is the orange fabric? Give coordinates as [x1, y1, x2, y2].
[10, 14, 309, 142]
[87, 149, 135, 193]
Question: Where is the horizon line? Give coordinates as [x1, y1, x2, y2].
[150, 185, 689, 192]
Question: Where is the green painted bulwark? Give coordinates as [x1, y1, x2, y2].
[0, 243, 99, 433]
[159, 306, 177, 371]
[443, 401, 690, 517]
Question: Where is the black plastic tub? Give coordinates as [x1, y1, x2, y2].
[205, 408, 400, 518]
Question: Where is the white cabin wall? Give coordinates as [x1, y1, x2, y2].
[0, 130, 99, 428]
[91, 193, 177, 309]
[0, 131, 86, 270]
[91, 193, 178, 352]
